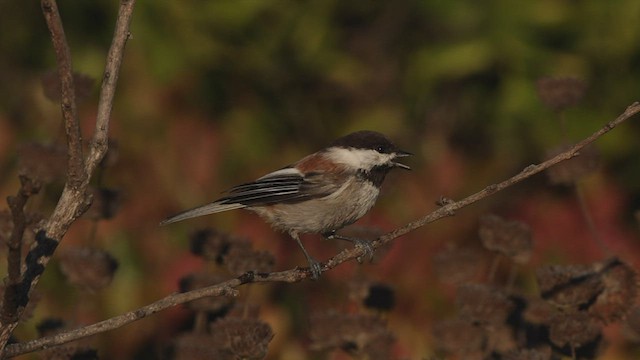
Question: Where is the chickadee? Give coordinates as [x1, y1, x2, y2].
[161, 130, 411, 278]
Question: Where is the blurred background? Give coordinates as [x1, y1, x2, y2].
[1, 0, 640, 359]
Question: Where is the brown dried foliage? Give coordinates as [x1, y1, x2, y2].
[479, 214, 532, 264]
[456, 283, 514, 325]
[548, 310, 602, 349]
[433, 245, 486, 284]
[537, 258, 638, 323]
[503, 347, 552, 360]
[171, 318, 273, 360]
[432, 318, 485, 357]
[436, 213, 639, 359]
[59, 246, 119, 292]
[309, 311, 394, 359]
[82, 187, 121, 220]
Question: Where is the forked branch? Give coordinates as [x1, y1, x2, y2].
[0, 0, 136, 355]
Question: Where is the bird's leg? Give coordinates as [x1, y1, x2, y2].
[324, 230, 374, 264]
[291, 232, 322, 279]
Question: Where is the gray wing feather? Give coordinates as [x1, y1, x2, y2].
[160, 167, 340, 225]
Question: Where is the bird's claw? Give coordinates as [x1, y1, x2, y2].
[353, 239, 375, 264]
[324, 231, 375, 264]
[306, 257, 323, 280]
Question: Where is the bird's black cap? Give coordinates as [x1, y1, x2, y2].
[330, 130, 402, 154]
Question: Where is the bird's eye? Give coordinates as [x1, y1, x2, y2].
[376, 146, 385, 153]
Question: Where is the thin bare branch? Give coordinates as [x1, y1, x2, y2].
[369, 102, 640, 250]
[4, 281, 241, 357]
[40, 0, 84, 187]
[0, 0, 83, 350]
[5, 102, 639, 357]
[0, 0, 136, 355]
[85, 0, 136, 173]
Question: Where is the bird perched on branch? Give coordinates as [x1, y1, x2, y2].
[161, 130, 411, 279]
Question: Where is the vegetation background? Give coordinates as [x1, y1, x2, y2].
[1, 0, 640, 358]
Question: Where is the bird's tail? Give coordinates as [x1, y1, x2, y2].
[159, 202, 246, 226]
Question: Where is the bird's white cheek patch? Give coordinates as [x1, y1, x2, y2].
[326, 148, 393, 170]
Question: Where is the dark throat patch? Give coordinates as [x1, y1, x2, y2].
[357, 165, 391, 187]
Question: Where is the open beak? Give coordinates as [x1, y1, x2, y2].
[392, 150, 412, 170]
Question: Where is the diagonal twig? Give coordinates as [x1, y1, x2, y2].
[5, 101, 639, 357]
[371, 102, 640, 250]
[85, 0, 135, 174]
[0, 0, 136, 355]
[40, 0, 84, 187]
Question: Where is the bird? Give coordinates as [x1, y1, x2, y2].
[161, 130, 411, 279]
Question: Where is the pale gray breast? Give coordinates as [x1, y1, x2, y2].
[251, 177, 380, 234]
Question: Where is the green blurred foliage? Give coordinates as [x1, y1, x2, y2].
[2, 0, 640, 358]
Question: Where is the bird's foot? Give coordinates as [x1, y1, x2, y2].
[351, 239, 374, 264]
[305, 256, 323, 280]
[324, 231, 375, 264]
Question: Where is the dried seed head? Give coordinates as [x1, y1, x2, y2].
[536, 263, 604, 309]
[503, 347, 552, 360]
[189, 228, 250, 264]
[59, 247, 118, 292]
[309, 310, 394, 359]
[548, 310, 601, 349]
[537, 257, 637, 321]
[348, 279, 395, 311]
[224, 247, 275, 275]
[546, 144, 600, 185]
[189, 228, 229, 262]
[178, 272, 234, 313]
[456, 283, 514, 325]
[359, 329, 395, 360]
[487, 322, 518, 354]
[18, 143, 67, 183]
[363, 283, 395, 312]
[171, 333, 227, 360]
[99, 139, 119, 168]
[209, 317, 274, 360]
[536, 76, 587, 111]
[41, 70, 95, 103]
[523, 297, 555, 325]
[478, 214, 532, 264]
[588, 258, 638, 324]
[432, 318, 485, 356]
[83, 187, 121, 220]
[433, 246, 486, 284]
[348, 279, 396, 312]
[624, 306, 640, 341]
